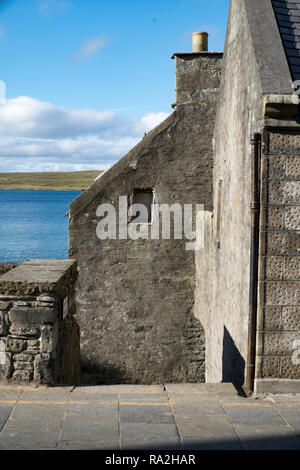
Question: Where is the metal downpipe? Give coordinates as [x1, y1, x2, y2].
[246, 133, 261, 394]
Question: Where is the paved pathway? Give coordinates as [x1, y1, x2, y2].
[0, 383, 300, 450]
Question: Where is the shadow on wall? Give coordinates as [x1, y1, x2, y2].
[222, 326, 245, 392]
[79, 310, 206, 385]
[80, 361, 130, 385]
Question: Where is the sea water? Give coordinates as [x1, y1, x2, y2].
[0, 190, 81, 262]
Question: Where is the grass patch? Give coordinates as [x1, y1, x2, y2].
[0, 171, 103, 191]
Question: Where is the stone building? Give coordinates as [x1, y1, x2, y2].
[68, 0, 300, 392]
[196, 0, 300, 393]
[1, 0, 300, 393]
[68, 36, 223, 384]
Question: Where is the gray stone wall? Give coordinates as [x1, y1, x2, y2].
[69, 53, 222, 384]
[196, 0, 264, 386]
[0, 260, 80, 385]
[174, 53, 222, 106]
[197, 0, 297, 389]
[256, 128, 300, 384]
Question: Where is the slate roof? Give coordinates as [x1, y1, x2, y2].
[272, 0, 300, 81]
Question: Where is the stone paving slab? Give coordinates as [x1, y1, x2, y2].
[171, 401, 225, 416]
[0, 389, 23, 402]
[218, 395, 254, 404]
[0, 431, 58, 450]
[169, 394, 221, 403]
[165, 383, 238, 395]
[0, 384, 299, 450]
[2, 404, 65, 440]
[120, 405, 174, 424]
[0, 406, 13, 432]
[234, 425, 300, 450]
[181, 436, 243, 451]
[68, 392, 118, 403]
[57, 440, 119, 450]
[60, 414, 119, 442]
[276, 406, 300, 433]
[0, 402, 64, 449]
[119, 393, 169, 404]
[120, 423, 181, 450]
[223, 403, 286, 425]
[174, 414, 241, 443]
[74, 385, 164, 394]
[19, 388, 74, 403]
[66, 403, 118, 415]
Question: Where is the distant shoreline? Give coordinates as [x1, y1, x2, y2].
[0, 170, 102, 191]
[0, 188, 83, 191]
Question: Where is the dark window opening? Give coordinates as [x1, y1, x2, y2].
[129, 189, 154, 223]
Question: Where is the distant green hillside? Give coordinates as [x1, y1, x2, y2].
[0, 171, 103, 190]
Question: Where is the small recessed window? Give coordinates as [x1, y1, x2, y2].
[129, 189, 154, 223]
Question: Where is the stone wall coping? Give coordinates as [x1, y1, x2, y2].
[264, 94, 300, 120]
[0, 259, 77, 295]
[0, 263, 19, 276]
[171, 52, 223, 60]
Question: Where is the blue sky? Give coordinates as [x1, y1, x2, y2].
[0, 0, 230, 172]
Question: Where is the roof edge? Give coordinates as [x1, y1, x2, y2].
[244, 0, 292, 95]
[69, 113, 175, 218]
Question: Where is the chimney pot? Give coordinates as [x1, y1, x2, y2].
[192, 32, 208, 52]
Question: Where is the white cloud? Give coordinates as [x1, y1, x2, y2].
[70, 35, 107, 64]
[0, 96, 117, 138]
[134, 112, 170, 135]
[0, 96, 170, 172]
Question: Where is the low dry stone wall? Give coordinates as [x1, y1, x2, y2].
[0, 260, 81, 385]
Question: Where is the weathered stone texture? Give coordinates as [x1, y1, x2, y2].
[282, 307, 300, 330]
[69, 53, 222, 384]
[267, 130, 300, 154]
[257, 331, 300, 356]
[257, 306, 282, 332]
[194, 0, 300, 389]
[280, 357, 300, 379]
[266, 206, 285, 230]
[201, 0, 265, 385]
[0, 260, 81, 385]
[287, 156, 300, 178]
[256, 356, 280, 379]
[256, 129, 300, 382]
[268, 181, 300, 205]
[173, 53, 222, 105]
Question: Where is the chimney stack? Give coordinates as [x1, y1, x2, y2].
[192, 32, 208, 52]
